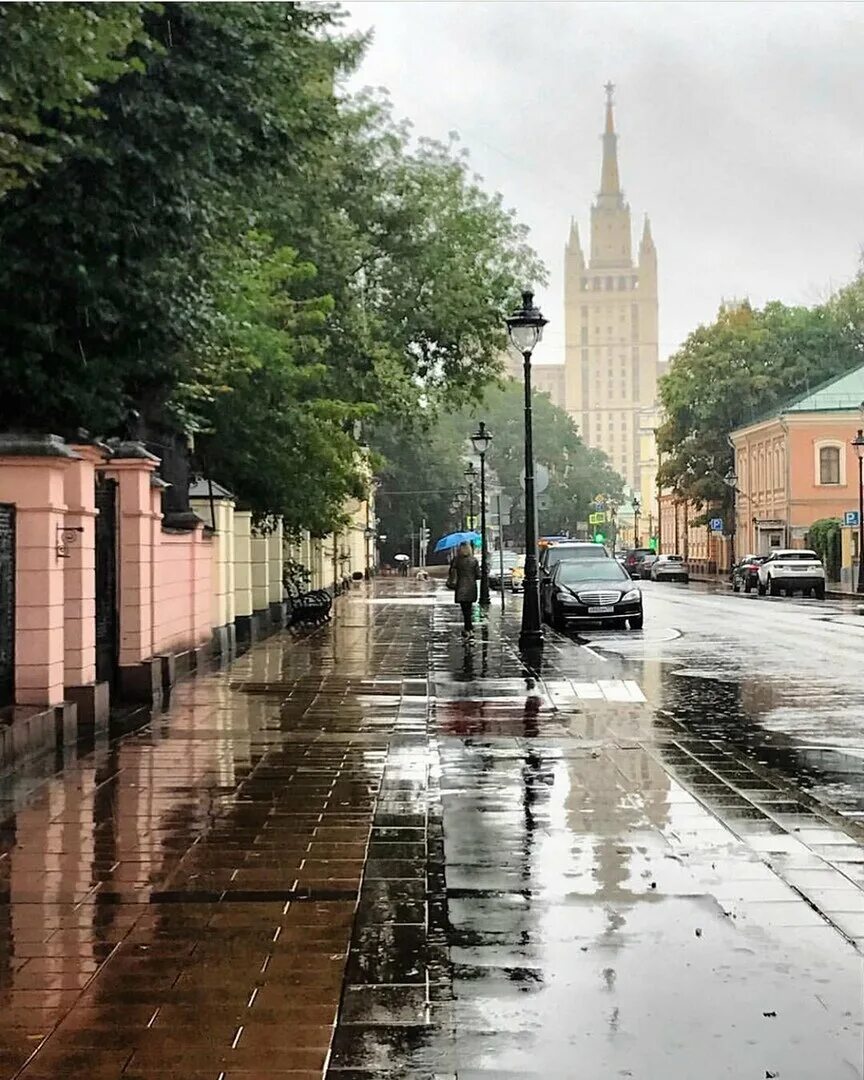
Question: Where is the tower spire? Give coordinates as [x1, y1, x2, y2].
[599, 82, 622, 202]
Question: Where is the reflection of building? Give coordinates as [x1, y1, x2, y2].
[730, 362, 864, 569]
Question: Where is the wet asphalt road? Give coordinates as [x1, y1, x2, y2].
[0, 578, 863, 1079]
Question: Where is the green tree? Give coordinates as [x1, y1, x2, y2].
[0, 2, 353, 435]
[657, 300, 861, 516]
[191, 233, 367, 533]
[0, 2, 152, 196]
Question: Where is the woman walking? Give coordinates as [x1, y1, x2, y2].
[449, 541, 480, 639]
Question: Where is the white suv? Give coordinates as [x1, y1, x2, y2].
[757, 549, 826, 599]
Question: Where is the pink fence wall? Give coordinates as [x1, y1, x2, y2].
[152, 530, 212, 657]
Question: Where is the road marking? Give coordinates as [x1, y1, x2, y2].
[570, 680, 646, 703]
[581, 645, 608, 662]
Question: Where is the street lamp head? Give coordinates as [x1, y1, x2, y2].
[506, 289, 548, 356]
[470, 421, 492, 457]
[723, 467, 738, 488]
[464, 462, 477, 481]
[853, 429, 864, 460]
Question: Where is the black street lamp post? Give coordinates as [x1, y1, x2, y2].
[471, 421, 493, 607]
[632, 495, 641, 548]
[724, 467, 738, 571]
[506, 290, 548, 650]
[464, 463, 477, 533]
[852, 431, 864, 593]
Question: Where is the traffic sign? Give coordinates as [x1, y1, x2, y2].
[588, 511, 606, 525]
[844, 510, 860, 527]
[709, 517, 724, 533]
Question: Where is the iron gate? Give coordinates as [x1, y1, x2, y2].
[94, 477, 118, 685]
[0, 504, 14, 709]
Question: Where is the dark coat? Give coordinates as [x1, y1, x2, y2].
[451, 553, 480, 604]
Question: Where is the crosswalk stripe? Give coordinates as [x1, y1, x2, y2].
[570, 680, 646, 703]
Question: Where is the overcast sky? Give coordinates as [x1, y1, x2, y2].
[344, 0, 864, 365]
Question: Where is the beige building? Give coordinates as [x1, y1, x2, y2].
[529, 86, 660, 517]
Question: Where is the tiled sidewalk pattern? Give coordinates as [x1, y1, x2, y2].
[0, 581, 862, 1079]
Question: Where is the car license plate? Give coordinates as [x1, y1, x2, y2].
[588, 605, 614, 614]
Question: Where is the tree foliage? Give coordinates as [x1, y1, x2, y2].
[657, 300, 861, 512]
[0, 2, 152, 196]
[0, 3, 542, 534]
[375, 380, 623, 557]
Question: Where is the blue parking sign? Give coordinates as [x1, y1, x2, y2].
[709, 517, 723, 532]
[844, 510, 860, 527]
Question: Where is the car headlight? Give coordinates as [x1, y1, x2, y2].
[622, 588, 640, 602]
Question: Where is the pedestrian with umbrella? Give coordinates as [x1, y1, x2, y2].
[447, 540, 480, 640]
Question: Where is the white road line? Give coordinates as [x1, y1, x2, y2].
[623, 680, 647, 702]
[572, 682, 604, 699]
[581, 645, 608, 662]
[598, 680, 633, 702]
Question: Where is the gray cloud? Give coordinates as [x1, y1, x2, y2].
[344, 0, 864, 363]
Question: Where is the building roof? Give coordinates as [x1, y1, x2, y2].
[783, 362, 864, 414]
[189, 477, 234, 500]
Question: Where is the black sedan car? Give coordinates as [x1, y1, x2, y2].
[541, 558, 643, 631]
[731, 554, 766, 593]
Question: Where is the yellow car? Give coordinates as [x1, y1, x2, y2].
[510, 553, 526, 592]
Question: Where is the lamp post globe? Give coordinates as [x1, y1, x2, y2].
[506, 290, 548, 651]
[852, 430, 864, 594]
[471, 422, 493, 606]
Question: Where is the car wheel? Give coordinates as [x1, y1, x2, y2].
[769, 579, 780, 597]
[815, 584, 826, 600]
[629, 613, 644, 630]
[732, 582, 740, 593]
[744, 580, 752, 593]
[757, 581, 766, 596]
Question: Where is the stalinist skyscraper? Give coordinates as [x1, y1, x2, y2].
[563, 85, 658, 500]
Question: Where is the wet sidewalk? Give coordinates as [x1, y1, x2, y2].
[0, 579, 862, 1079]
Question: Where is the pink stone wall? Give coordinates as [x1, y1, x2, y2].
[152, 529, 212, 656]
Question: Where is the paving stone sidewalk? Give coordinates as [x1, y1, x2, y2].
[0, 580, 861, 1079]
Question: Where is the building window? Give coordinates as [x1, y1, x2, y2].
[816, 442, 843, 486]
[618, 276, 627, 290]
[581, 327, 588, 344]
[606, 276, 613, 291]
[581, 277, 588, 290]
[581, 305, 588, 318]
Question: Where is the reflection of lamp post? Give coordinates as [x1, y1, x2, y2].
[852, 431, 864, 593]
[632, 494, 641, 548]
[506, 290, 548, 650]
[471, 421, 492, 606]
[723, 467, 738, 570]
[464, 463, 477, 532]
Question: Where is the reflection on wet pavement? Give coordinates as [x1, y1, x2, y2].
[0, 579, 862, 1078]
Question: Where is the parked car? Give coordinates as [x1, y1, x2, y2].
[622, 547, 656, 577]
[757, 549, 826, 599]
[489, 551, 521, 589]
[731, 554, 767, 593]
[540, 557, 643, 630]
[637, 553, 658, 579]
[650, 554, 689, 583]
[539, 540, 611, 580]
[510, 553, 526, 592]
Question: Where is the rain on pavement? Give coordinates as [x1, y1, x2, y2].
[0, 578, 863, 1079]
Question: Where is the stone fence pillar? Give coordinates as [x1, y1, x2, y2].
[233, 510, 253, 648]
[64, 443, 109, 729]
[0, 434, 76, 707]
[100, 443, 160, 702]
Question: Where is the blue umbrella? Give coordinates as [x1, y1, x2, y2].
[433, 530, 481, 553]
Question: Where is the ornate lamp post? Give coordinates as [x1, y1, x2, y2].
[464, 463, 477, 533]
[723, 467, 738, 571]
[632, 494, 641, 548]
[471, 421, 492, 606]
[852, 431, 864, 593]
[506, 290, 548, 649]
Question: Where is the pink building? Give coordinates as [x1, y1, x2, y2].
[730, 363, 864, 555]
